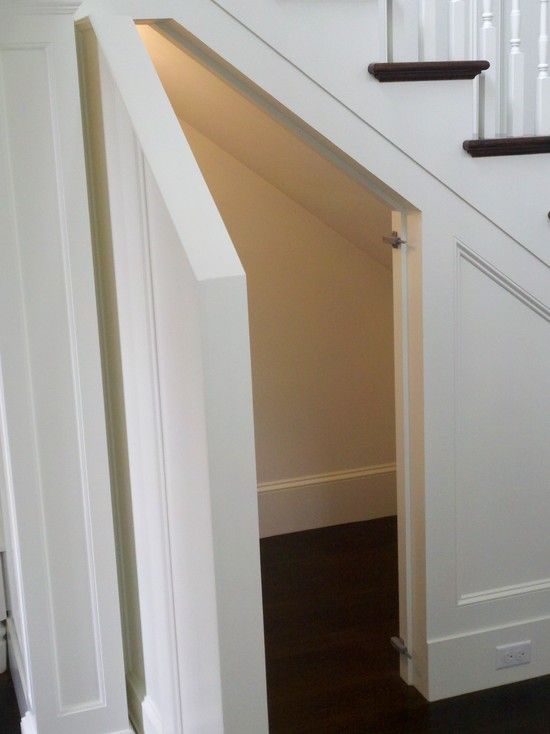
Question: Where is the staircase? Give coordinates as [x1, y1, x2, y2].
[2, 3, 549, 732]
[372, 0, 550, 156]
[192, 0, 550, 266]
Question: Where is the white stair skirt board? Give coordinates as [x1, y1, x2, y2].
[429, 615, 550, 701]
[258, 463, 397, 537]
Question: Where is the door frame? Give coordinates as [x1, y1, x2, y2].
[150, 18, 419, 681]
[79, 12, 423, 732]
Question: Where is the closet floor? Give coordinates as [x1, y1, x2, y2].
[260, 518, 550, 733]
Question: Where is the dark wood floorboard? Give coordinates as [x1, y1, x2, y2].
[260, 518, 550, 733]
[0, 671, 20, 733]
[2, 519, 550, 732]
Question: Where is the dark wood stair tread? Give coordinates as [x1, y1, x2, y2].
[368, 60, 490, 82]
[463, 136, 550, 157]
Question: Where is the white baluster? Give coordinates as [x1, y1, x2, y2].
[391, 0, 421, 61]
[472, 0, 480, 138]
[536, 0, 550, 134]
[420, 0, 444, 60]
[508, 0, 525, 136]
[450, 0, 467, 60]
[480, 0, 499, 138]
[379, 0, 391, 62]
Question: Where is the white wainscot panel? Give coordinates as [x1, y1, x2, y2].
[0, 42, 104, 712]
[454, 243, 550, 606]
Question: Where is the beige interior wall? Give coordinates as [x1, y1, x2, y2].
[183, 124, 396, 487]
[135, 25, 398, 534]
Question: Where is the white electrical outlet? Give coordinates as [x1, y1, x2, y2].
[496, 641, 532, 670]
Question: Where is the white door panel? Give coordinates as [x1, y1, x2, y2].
[82, 15, 268, 733]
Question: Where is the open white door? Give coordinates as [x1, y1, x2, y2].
[79, 15, 268, 734]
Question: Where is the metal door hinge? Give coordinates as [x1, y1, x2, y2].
[390, 636, 412, 659]
[383, 231, 406, 248]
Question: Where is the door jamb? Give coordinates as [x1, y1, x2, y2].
[148, 16, 419, 687]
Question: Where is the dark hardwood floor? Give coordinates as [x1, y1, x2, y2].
[2, 519, 550, 732]
[260, 518, 550, 733]
[0, 671, 20, 733]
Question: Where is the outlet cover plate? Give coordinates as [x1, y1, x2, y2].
[496, 641, 531, 670]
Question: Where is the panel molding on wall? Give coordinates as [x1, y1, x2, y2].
[454, 240, 550, 607]
[258, 463, 396, 537]
[0, 13, 130, 733]
[0, 36, 103, 713]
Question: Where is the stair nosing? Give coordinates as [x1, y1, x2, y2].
[368, 60, 490, 82]
[463, 136, 550, 157]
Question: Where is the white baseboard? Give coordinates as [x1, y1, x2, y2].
[19, 713, 133, 734]
[126, 671, 145, 734]
[258, 463, 396, 537]
[428, 614, 550, 700]
[19, 712, 133, 734]
[141, 696, 164, 734]
[20, 712, 37, 734]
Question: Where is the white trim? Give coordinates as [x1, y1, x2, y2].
[126, 672, 145, 734]
[48, 27, 106, 711]
[258, 463, 397, 538]
[20, 712, 37, 734]
[141, 696, 163, 734]
[453, 240, 550, 609]
[428, 613, 550, 700]
[257, 462, 396, 494]
[392, 210, 415, 686]
[456, 242, 550, 321]
[459, 578, 550, 606]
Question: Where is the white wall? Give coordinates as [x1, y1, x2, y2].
[182, 123, 396, 536]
